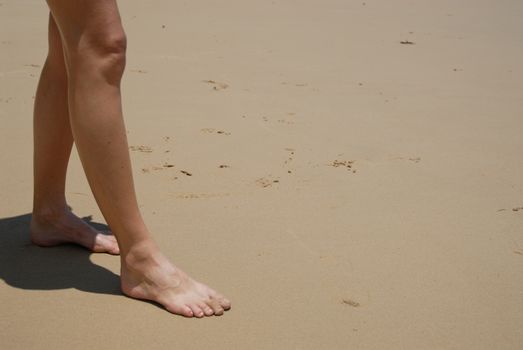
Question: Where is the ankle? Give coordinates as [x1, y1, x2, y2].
[32, 203, 69, 223]
[121, 238, 159, 264]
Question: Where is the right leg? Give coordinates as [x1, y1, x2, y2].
[46, 0, 230, 317]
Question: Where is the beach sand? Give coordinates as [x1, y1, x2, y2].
[1, 0, 522, 348]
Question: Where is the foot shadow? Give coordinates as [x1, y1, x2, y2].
[0, 213, 121, 295]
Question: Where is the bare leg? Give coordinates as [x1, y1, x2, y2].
[45, 0, 231, 317]
[31, 14, 119, 255]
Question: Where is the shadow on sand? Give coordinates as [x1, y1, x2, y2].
[0, 213, 121, 295]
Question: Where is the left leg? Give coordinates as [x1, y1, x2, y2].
[30, 13, 119, 254]
[44, 0, 230, 317]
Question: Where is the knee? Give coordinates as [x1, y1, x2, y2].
[96, 33, 127, 83]
[92, 31, 127, 61]
[67, 29, 127, 85]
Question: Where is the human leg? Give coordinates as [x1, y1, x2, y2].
[31, 13, 119, 254]
[45, 0, 231, 317]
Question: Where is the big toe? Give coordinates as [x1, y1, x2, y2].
[93, 235, 120, 255]
[92, 237, 120, 255]
[108, 243, 120, 255]
[166, 304, 194, 318]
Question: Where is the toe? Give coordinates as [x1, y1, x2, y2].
[219, 297, 231, 310]
[108, 239, 120, 255]
[109, 244, 121, 255]
[97, 238, 120, 255]
[212, 293, 231, 310]
[199, 303, 214, 316]
[208, 299, 224, 316]
[166, 304, 193, 318]
[188, 304, 205, 318]
[92, 234, 119, 254]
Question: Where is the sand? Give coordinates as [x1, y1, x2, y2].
[1, 0, 522, 349]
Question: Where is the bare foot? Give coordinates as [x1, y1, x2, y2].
[30, 209, 120, 255]
[121, 241, 231, 318]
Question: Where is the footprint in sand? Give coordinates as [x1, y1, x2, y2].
[341, 299, 360, 307]
[201, 128, 231, 135]
[256, 176, 280, 188]
[495, 206, 523, 212]
[284, 148, 295, 166]
[141, 163, 174, 173]
[392, 156, 421, 164]
[280, 82, 308, 87]
[129, 145, 153, 153]
[277, 118, 294, 125]
[202, 79, 229, 91]
[329, 159, 357, 173]
[283, 148, 297, 174]
[261, 115, 294, 125]
[173, 192, 230, 199]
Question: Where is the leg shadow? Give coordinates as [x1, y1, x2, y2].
[0, 213, 121, 295]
